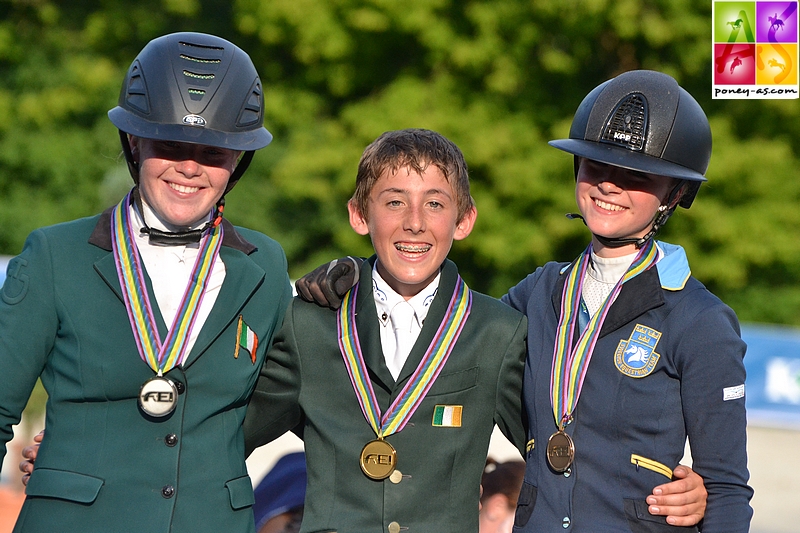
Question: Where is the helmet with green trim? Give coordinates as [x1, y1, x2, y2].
[108, 32, 272, 191]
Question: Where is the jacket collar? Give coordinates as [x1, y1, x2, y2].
[551, 262, 664, 338]
[355, 256, 460, 396]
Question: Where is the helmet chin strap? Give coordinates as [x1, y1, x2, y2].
[567, 182, 686, 249]
[120, 131, 245, 246]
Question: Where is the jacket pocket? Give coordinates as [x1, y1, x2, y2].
[623, 498, 698, 532]
[630, 454, 673, 479]
[426, 367, 478, 396]
[25, 468, 104, 503]
[513, 481, 537, 528]
[225, 475, 255, 510]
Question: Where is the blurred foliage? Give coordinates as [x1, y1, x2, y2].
[0, 0, 799, 331]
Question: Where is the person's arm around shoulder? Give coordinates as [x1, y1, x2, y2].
[243, 298, 305, 456]
[295, 257, 363, 309]
[19, 430, 44, 487]
[492, 311, 528, 455]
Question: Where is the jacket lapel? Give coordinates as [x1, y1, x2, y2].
[91, 207, 123, 301]
[551, 259, 665, 339]
[88, 206, 265, 369]
[93, 251, 123, 302]
[92, 233, 170, 347]
[355, 257, 395, 395]
[182, 245, 266, 368]
[600, 266, 664, 335]
[392, 260, 458, 395]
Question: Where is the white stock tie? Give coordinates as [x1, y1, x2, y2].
[388, 302, 416, 380]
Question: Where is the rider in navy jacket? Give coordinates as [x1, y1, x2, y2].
[506, 70, 752, 533]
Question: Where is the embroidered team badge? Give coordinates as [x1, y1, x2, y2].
[2, 257, 29, 305]
[614, 324, 662, 378]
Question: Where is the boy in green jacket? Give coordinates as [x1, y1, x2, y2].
[245, 128, 528, 533]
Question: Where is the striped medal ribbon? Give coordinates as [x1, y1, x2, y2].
[547, 239, 659, 472]
[338, 275, 472, 480]
[111, 191, 223, 417]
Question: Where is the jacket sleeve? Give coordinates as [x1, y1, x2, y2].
[501, 264, 552, 315]
[0, 230, 58, 478]
[675, 293, 753, 532]
[493, 313, 528, 455]
[243, 298, 304, 456]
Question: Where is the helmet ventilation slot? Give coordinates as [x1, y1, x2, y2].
[601, 93, 647, 151]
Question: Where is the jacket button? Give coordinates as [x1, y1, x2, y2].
[389, 470, 403, 484]
[387, 522, 401, 533]
[175, 381, 185, 394]
[562, 516, 571, 528]
[162, 485, 175, 498]
[164, 434, 178, 447]
[563, 467, 572, 478]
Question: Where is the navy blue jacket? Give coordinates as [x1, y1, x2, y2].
[503, 243, 753, 533]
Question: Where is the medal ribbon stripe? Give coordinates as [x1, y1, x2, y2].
[337, 275, 472, 439]
[159, 228, 221, 369]
[551, 240, 660, 429]
[337, 285, 383, 435]
[112, 196, 162, 368]
[382, 277, 471, 435]
[550, 255, 588, 429]
[111, 192, 223, 374]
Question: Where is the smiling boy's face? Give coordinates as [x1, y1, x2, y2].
[348, 164, 476, 299]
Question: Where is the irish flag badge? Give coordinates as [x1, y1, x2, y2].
[235, 315, 258, 364]
[432, 405, 463, 427]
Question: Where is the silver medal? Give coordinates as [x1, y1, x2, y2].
[139, 376, 178, 417]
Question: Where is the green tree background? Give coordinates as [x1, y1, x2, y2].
[1, 0, 799, 330]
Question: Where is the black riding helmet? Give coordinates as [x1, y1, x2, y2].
[548, 70, 711, 247]
[109, 32, 273, 194]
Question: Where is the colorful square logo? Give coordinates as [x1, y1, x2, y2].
[713, 1, 799, 98]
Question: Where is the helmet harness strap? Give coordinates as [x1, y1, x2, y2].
[122, 135, 245, 246]
[120, 131, 254, 245]
[566, 180, 687, 249]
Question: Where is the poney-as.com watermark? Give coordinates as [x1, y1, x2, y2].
[713, 1, 799, 99]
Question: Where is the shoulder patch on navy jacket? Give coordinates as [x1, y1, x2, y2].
[614, 324, 661, 378]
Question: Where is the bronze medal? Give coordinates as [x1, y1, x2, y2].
[546, 430, 575, 472]
[360, 439, 397, 480]
[139, 376, 178, 417]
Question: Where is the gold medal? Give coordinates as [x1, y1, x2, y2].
[360, 439, 397, 480]
[139, 376, 178, 417]
[546, 430, 575, 472]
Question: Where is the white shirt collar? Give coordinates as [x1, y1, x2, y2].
[588, 250, 637, 285]
[372, 262, 440, 328]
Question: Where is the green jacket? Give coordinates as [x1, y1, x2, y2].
[0, 208, 291, 533]
[245, 258, 527, 533]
